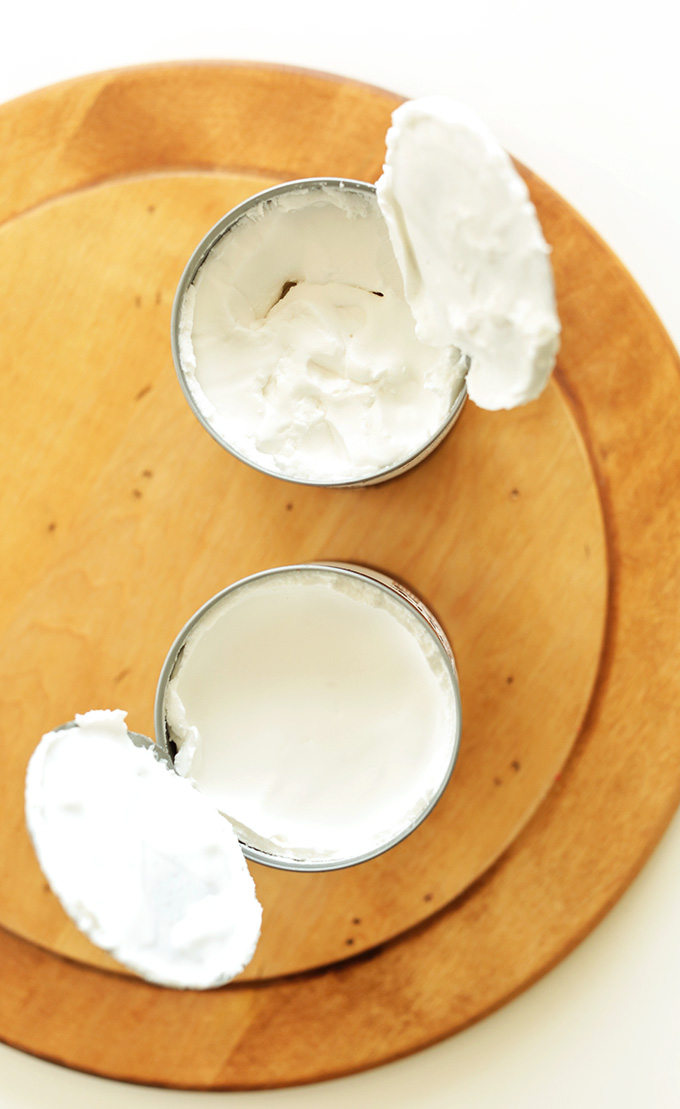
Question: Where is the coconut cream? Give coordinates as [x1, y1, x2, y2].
[25, 710, 262, 988]
[376, 97, 561, 409]
[161, 566, 460, 867]
[176, 182, 468, 484]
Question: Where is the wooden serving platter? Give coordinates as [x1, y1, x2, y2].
[0, 62, 678, 1089]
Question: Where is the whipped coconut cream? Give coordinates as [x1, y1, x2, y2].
[162, 567, 460, 866]
[376, 97, 561, 409]
[177, 183, 467, 483]
[25, 710, 262, 989]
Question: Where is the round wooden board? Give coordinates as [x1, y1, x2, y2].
[0, 64, 608, 983]
[0, 63, 678, 1089]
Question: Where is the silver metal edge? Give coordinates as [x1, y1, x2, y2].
[54, 720, 174, 769]
[169, 178, 467, 489]
[153, 563, 462, 873]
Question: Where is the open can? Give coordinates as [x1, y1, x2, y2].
[171, 178, 467, 488]
[154, 562, 461, 871]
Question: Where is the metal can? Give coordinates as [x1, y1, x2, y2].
[154, 562, 461, 871]
[171, 178, 467, 488]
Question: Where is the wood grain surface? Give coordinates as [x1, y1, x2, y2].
[0, 62, 678, 1089]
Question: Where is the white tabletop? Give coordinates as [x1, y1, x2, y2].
[2, 1, 680, 1104]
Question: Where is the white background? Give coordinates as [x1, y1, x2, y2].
[1, 1, 680, 1104]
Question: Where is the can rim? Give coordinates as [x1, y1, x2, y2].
[170, 177, 467, 489]
[153, 562, 462, 873]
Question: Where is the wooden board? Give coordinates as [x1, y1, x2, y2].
[0, 68, 607, 983]
[0, 62, 677, 1088]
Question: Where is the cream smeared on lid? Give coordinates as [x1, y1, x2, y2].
[376, 96, 560, 410]
[25, 710, 262, 989]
